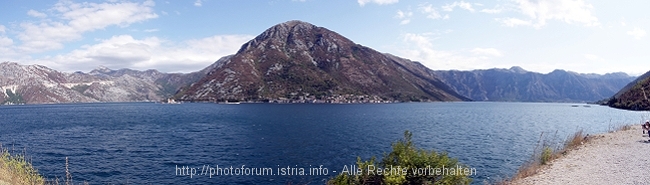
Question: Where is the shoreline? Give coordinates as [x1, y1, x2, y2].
[512, 125, 650, 184]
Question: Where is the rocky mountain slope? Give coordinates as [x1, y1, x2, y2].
[2, 20, 635, 105]
[433, 66, 635, 102]
[175, 20, 468, 103]
[607, 70, 650, 110]
[0, 62, 211, 104]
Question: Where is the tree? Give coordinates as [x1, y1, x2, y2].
[329, 131, 472, 185]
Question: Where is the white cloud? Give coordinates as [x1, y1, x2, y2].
[0, 36, 13, 47]
[59, 0, 158, 30]
[357, 0, 398, 6]
[16, 0, 158, 53]
[194, 0, 202, 7]
[395, 10, 412, 25]
[471, 48, 503, 57]
[497, 17, 532, 27]
[143, 29, 159, 32]
[395, 10, 410, 19]
[35, 34, 254, 73]
[627, 27, 646, 39]
[401, 33, 454, 66]
[27, 10, 47, 18]
[419, 3, 442, 20]
[0, 24, 14, 56]
[501, 0, 600, 29]
[442, 1, 475, 12]
[397, 33, 493, 70]
[480, 7, 503, 14]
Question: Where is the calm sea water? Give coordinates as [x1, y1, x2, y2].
[0, 102, 645, 184]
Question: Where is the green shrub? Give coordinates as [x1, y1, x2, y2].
[328, 131, 473, 185]
[329, 157, 383, 185]
[0, 148, 45, 185]
[540, 146, 552, 165]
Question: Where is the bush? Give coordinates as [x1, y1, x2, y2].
[0, 147, 45, 185]
[328, 131, 472, 185]
[540, 146, 552, 165]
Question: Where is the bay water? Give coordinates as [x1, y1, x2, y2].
[0, 102, 645, 184]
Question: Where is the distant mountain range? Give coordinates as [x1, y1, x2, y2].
[607, 70, 650, 110]
[0, 20, 638, 105]
[0, 62, 211, 104]
[433, 66, 635, 102]
[174, 20, 467, 103]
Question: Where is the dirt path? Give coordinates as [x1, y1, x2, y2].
[514, 125, 650, 184]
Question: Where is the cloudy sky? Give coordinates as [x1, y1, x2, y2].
[0, 0, 648, 75]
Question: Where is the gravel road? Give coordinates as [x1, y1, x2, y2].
[514, 125, 650, 185]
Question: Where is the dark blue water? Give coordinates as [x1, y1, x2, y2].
[0, 102, 645, 184]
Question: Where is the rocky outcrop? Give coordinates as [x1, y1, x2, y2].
[175, 20, 468, 102]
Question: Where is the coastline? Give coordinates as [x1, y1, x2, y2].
[512, 125, 650, 184]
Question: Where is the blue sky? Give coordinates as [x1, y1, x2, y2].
[0, 0, 648, 75]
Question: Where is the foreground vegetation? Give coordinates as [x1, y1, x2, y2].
[608, 75, 650, 110]
[0, 146, 45, 185]
[505, 130, 588, 183]
[502, 124, 633, 184]
[328, 131, 472, 185]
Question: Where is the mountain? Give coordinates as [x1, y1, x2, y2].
[433, 67, 635, 102]
[0, 62, 212, 104]
[607, 70, 650, 110]
[174, 20, 468, 103]
[87, 63, 216, 98]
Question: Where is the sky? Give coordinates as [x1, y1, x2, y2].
[0, 0, 648, 75]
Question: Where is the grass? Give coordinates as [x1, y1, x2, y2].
[0, 145, 45, 185]
[0, 144, 82, 185]
[613, 124, 632, 132]
[497, 123, 634, 185]
[607, 119, 634, 133]
[498, 129, 587, 184]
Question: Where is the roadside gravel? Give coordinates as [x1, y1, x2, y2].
[514, 125, 650, 185]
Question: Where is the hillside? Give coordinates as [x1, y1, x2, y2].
[607, 70, 650, 110]
[175, 20, 468, 103]
[2, 20, 637, 105]
[433, 67, 634, 102]
[0, 62, 211, 104]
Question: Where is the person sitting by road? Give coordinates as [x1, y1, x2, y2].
[643, 120, 650, 136]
